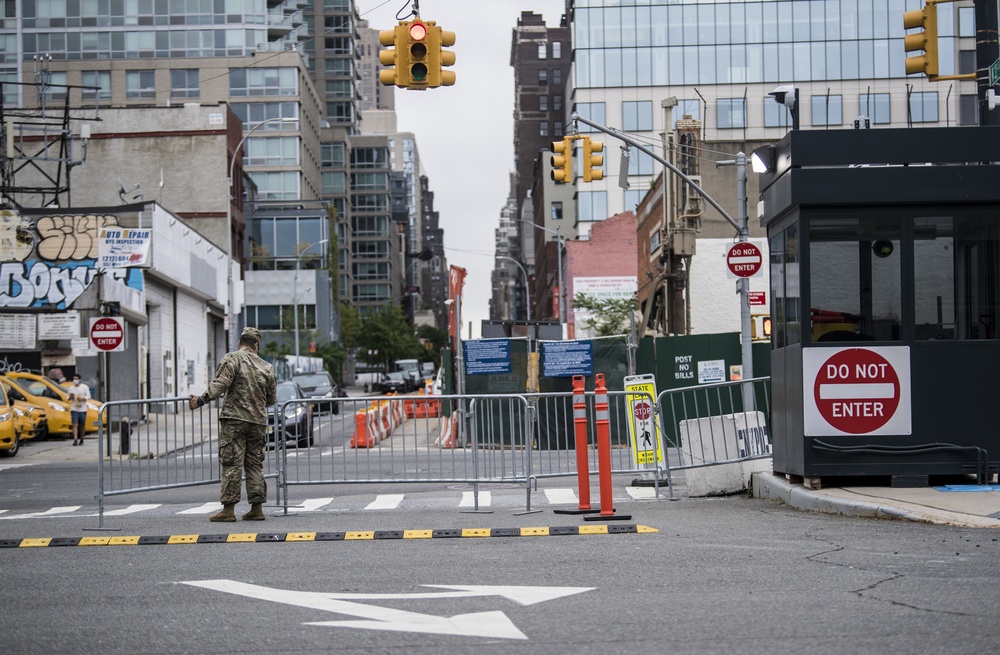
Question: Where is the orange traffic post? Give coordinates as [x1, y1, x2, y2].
[555, 375, 598, 515]
[585, 373, 632, 521]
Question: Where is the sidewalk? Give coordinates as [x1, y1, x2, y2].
[752, 472, 1000, 529]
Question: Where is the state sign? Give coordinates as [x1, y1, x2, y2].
[802, 346, 911, 436]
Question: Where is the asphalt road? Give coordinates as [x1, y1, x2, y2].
[1, 439, 998, 654]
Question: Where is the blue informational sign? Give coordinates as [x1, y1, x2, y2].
[541, 340, 593, 377]
[464, 339, 512, 375]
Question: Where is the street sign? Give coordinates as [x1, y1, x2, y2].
[990, 58, 1000, 87]
[624, 374, 664, 468]
[90, 317, 125, 352]
[803, 347, 911, 436]
[748, 291, 766, 306]
[726, 242, 763, 278]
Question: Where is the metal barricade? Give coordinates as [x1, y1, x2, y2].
[274, 393, 532, 514]
[95, 396, 280, 528]
[656, 377, 772, 494]
[525, 389, 672, 503]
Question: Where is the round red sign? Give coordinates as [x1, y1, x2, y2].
[91, 317, 124, 351]
[813, 348, 900, 434]
[633, 401, 651, 421]
[726, 242, 763, 277]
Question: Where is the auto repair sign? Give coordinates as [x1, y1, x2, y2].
[802, 346, 911, 436]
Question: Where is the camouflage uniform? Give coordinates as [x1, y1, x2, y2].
[198, 336, 276, 506]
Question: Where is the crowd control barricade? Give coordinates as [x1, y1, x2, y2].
[524, 389, 673, 505]
[275, 393, 531, 514]
[95, 396, 280, 529]
[657, 377, 772, 497]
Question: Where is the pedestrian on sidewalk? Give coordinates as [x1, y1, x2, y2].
[188, 327, 276, 522]
[67, 373, 90, 446]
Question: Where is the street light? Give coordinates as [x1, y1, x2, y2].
[496, 255, 531, 323]
[293, 238, 328, 368]
[225, 115, 298, 351]
[514, 218, 565, 325]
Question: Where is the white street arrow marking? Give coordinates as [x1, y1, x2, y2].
[181, 580, 593, 640]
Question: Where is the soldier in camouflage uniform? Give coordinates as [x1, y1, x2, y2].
[188, 326, 276, 522]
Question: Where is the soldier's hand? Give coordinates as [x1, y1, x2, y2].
[188, 395, 200, 411]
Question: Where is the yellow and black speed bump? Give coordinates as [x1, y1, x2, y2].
[1, 525, 658, 548]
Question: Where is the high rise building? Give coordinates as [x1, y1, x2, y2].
[567, 0, 980, 232]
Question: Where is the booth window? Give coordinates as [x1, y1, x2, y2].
[915, 214, 998, 340]
[809, 215, 901, 342]
[769, 223, 800, 348]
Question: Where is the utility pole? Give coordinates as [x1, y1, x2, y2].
[976, 0, 1000, 125]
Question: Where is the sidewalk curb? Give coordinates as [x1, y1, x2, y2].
[752, 472, 929, 524]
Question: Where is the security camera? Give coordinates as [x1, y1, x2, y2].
[768, 85, 797, 109]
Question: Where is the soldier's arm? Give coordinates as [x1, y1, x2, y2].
[202, 355, 236, 403]
[266, 371, 277, 406]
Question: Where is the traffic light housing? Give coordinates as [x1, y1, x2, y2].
[582, 136, 604, 183]
[378, 20, 455, 89]
[426, 23, 456, 87]
[903, 1, 938, 78]
[550, 137, 573, 184]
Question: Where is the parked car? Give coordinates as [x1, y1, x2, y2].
[267, 380, 314, 448]
[0, 373, 71, 437]
[6, 371, 104, 432]
[0, 383, 19, 457]
[0, 378, 47, 441]
[292, 371, 346, 415]
[377, 371, 411, 394]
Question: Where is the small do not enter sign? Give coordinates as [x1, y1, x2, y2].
[90, 317, 125, 352]
[726, 242, 763, 278]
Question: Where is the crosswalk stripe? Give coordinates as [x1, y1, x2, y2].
[364, 494, 404, 510]
[626, 486, 660, 500]
[178, 502, 223, 515]
[0, 506, 80, 520]
[459, 491, 491, 507]
[287, 498, 334, 512]
[543, 488, 578, 505]
[100, 504, 162, 516]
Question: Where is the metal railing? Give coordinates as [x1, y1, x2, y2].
[91, 380, 774, 524]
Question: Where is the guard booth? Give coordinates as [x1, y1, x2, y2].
[757, 126, 1000, 486]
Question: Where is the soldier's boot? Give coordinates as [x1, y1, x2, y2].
[242, 503, 265, 521]
[209, 504, 236, 522]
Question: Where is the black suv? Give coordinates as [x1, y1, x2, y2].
[291, 371, 346, 415]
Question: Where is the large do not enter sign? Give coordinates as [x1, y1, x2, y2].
[813, 348, 900, 434]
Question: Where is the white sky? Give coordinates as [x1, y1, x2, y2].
[356, 0, 568, 338]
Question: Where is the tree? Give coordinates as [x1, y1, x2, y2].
[573, 292, 636, 337]
[356, 303, 421, 372]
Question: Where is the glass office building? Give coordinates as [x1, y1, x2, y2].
[568, 0, 980, 229]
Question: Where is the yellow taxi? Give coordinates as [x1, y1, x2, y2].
[0, 382, 19, 457]
[0, 377, 48, 441]
[0, 373, 73, 437]
[8, 371, 105, 433]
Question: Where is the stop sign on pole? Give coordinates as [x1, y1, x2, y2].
[726, 242, 763, 278]
[803, 347, 911, 436]
[90, 317, 125, 352]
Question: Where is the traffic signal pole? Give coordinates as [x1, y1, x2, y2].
[571, 114, 753, 380]
[976, 0, 1000, 125]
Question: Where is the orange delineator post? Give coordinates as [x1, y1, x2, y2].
[555, 375, 595, 515]
[584, 373, 631, 521]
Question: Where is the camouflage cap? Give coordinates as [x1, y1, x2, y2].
[241, 326, 262, 343]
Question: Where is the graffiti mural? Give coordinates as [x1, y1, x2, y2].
[36, 214, 120, 261]
[0, 260, 142, 309]
[0, 213, 139, 309]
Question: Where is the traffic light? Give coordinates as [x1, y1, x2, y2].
[582, 136, 604, 183]
[762, 316, 771, 338]
[550, 137, 573, 183]
[425, 22, 456, 87]
[903, 1, 938, 78]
